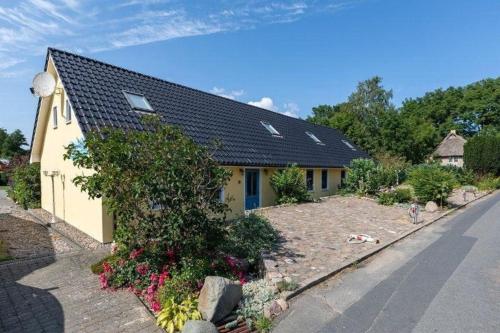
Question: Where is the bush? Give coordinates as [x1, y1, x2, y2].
[65, 116, 231, 257]
[7, 162, 41, 209]
[345, 158, 382, 195]
[377, 188, 413, 206]
[156, 296, 201, 333]
[221, 214, 279, 266]
[476, 175, 500, 191]
[394, 188, 413, 202]
[441, 165, 475, 186]
[270, 165, 310, 204]
[0, 172, 7, 186]
[464, 130, 500, 176]
[408, 165, 455, 205]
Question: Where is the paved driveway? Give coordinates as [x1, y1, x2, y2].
[274, 191, 500, 333]
[0, 191, 160, 333]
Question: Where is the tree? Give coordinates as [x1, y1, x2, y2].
[65, 116, 232, 256]
[463, 129, 500, 176]
[270, 164, 310, 204]
[1, 129, 27, 158]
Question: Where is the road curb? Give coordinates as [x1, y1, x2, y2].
[284, 190, 496, 301]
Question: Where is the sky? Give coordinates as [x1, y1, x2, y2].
[1, 0, 500, 144]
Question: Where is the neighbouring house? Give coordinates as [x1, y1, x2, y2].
[432, 130, 467, 167]
[30, 48, 369, 243]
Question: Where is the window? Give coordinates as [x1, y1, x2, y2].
[342, 139, 357, 151]
[341, 170, 346, 186]
[306, 131, 324, 145]
[321, 169, 328, 190]
[123, 91, 154, 111]
[306, 169, 314, 191]
[260, 121, 281, 136]
[52, 106, 58, 128]
[65, 99, 72, 123]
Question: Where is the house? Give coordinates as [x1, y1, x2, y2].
[30, 48, 369, 243]
[432, 130, 467, 167]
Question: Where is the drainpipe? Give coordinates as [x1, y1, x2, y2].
[43, 170, 60, 223]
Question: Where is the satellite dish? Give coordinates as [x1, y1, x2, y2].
[32, 72, 56, 97]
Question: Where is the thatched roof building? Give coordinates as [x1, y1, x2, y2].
[433, 130, 466, 158]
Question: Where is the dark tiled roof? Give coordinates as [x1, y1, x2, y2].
[47, 48, 369, 168]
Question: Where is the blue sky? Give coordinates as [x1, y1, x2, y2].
[1, 0, 499, 143]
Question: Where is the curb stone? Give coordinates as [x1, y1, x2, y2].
[283, 190, 496, 301]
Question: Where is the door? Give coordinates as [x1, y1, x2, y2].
[245, 169, 260, 210]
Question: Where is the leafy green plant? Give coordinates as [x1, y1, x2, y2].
[221, 214, 279, 265]
[464, 129, 500, 176]
[270, 164, 311, 204]
[7, 162, 41, 209]
[156, 296, 202, 333]
[237, 280, 277, 320]
[408, 165, 455, 205]
[377, 192, 397, 205]
[394, 188, 413, 203]
[276, 279, 298, 292]
[476, 175, 500, 190]
[65, 116, 231, 257]
[254, 315, 273, 333]
[344, 158, 386, 195]
[90, 254, 119, 274]
[441, 165, 475, 186]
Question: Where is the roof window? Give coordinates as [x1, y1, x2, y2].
[260, 121, 281, 137]
[123, 91, 154, 112]
[342, 139, 357, 151]
[306, 131, 324, 145]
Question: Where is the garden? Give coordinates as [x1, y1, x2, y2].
[64, 117, 287, 333]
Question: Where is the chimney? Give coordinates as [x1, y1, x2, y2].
[450, 130, 456, 135]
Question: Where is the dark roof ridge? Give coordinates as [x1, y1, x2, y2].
[48, 47, 333, 130]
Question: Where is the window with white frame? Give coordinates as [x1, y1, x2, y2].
[65, 99, 72, 123]
[218, 187, 225, 202]
[52, 106, 58, 128]
[306, 131, 324, 145]
[260, 121, 281, 136]
[306, 169, 314, 191]
[321, 169, 328, 190]
[123, 91, 154, 112]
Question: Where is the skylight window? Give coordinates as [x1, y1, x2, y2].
[306, 131, 324, 145]
[342, 139, 357, 151]
[123, 91, 154, 112]
[260, 121, 281, 136]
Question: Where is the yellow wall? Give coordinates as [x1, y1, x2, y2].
[222, 166, 343, 217]
[37, 58, 113, 243]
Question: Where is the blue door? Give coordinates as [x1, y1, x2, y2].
[245, 169, 260, 210]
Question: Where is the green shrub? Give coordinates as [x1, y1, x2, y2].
[221, 214, 279, 266]
[464, 129, 500, 176]
[476, 175, 500, 191]
[377, 192, 397, 205]
[255, 315, 273, 333]
[7, 162, 41, 209]
[394, 188, 413, 203]
[408, 165, 455, 205]
[345, 158, 383, 195]
[156, 296, 201, 333]
[441, 165, 475, 186]
[270, 164, 310, 204]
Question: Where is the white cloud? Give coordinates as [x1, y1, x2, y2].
[210, 87, 244, 100]
[248, 97, 277, 111]
[248, 97, 300, 118]
[282, 102, 300, 118]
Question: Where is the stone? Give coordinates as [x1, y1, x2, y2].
[276, 298, 288, 311]
[425, 201, 438, 212]
[263, 300, 283, 318]
[182, 320, 218, 333]
[198, 276, 242, 323]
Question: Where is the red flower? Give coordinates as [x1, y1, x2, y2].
[102, 261, 113, 273]
[147, 284, 156, 295]
[99, 273, 108, 289]
[151, 300, 161, 312]
[158, 271, 170, 286]
[129, 248, 145, 260]
[166, 249, 176, 263]
[150, 273, 159, 283]
[136, 263, 149, 276]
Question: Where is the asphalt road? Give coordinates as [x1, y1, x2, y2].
[274, 191, 500, 333]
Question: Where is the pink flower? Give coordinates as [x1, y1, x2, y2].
[129, 248, 145, 260]
[151, 300, 161, 312]
[158, 271, 170, 286]
[147, 284, 156, 295]
[150, 273, 159, 283]
[118, 259, 126, 267]
[99, 273, 109, 289]
[136, 263, 149, 276]
[102, 262, 113, 273]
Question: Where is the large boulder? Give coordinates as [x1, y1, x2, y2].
[198, 276, 242, 323]
[425, 201, 438, 212]
[182, 320, 218, 333]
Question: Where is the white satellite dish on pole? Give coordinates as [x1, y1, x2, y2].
[32, 72, 56, 97]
